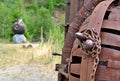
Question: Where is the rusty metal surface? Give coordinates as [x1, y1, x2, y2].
[67, 0, 119, 81]
[95, 5, 120, 81]
[102, 20, 120, 30]
[71, 48, 82, 57]
[57, 0, 120, 81]
[64, 0, 70, 38]
[65, 0, 70, 24]
[96, 65, 117, 81]
[99, 47, 120, 61]
[65, 0, 84, 37]
[62, 0, 103, 64]
[69, 0, 83, 23]
[59, 0, 104, 81]
[69, 64, 81, 75]
[62, 0, 104, 68]
[96, 49, 120, 81]
[76, 1, 114, 81]
[101, 32, 120, 46]
[69, 75, 79, 81]
[108, 6, 120, 21]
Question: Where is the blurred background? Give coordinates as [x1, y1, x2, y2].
[0, 0, 66, 81]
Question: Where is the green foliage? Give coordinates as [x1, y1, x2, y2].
[0, 0, 65, 44]
[0, 0, 24, 40]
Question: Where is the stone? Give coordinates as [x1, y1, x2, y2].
[13, 34, 27, 44]
[12, 18, 26, 34]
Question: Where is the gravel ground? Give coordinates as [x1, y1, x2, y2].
[0, 65, 58, 81]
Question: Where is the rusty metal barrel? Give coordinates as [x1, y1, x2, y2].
[68, 0, 120, 81]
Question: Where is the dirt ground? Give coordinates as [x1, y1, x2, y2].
[0, 42, 60, 81]
[0, 64, 58, 81]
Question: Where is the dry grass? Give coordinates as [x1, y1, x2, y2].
[0, 41, 61, 70]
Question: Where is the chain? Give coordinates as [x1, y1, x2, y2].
[80, 28, 101, 57]
[77, 28, 101, 81]
[91, 55, 99, 81]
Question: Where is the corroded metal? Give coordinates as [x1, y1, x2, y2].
[75, 32, 86, 40]
[57, 0, 120, 81]
[68, 0, 115, 81]
[58, 0, 104, 81]
[62, 0, 103, 65]
[68, 0, 120, 81]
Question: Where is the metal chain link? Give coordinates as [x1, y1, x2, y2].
[80, 28, 101, 57]
[79, 28, 101, 81]
[91, 55, 99, 81]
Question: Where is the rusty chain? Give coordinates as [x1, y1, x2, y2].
[80, 28, 101, 57]
[74, 0, 114, 81]
[76, 28, 101, 81]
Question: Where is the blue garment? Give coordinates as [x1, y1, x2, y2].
[13, 34, 27, 44]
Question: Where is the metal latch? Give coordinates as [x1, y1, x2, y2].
[56, 64, 69, 79]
